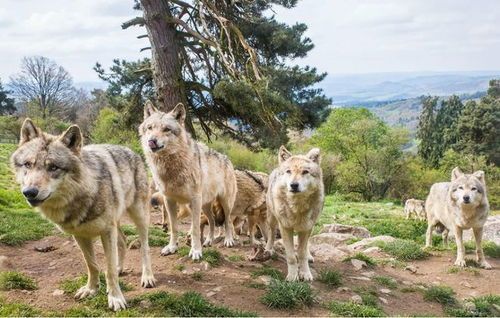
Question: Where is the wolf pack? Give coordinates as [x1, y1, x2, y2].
[10, 101, 492, 311]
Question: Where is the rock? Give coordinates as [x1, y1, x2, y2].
[200, 261, 211, 271]
[361, 271, 376, 278]
[0, 255, 10, 270]
[213, 286, 222, 292]
[337, 287, 351, 292]
[322, 224, 371, 238]
[463, 215, 500, 245]
[34, 245, 58, 253]
[379, 297, 388, 304]
[350, 259, 367, 270]
[52, 289, 64, 296]
[308, 244, 350, 261]
[206, 291, 216, 297]
[310, 232, 356, 246]
[351, 295, 363, 304]
[460, 281, 474, 289]
[402, 281, 413, 286]
[259, 275, 272, 285]
[464, 302, 476, 311]
[139, 300, 152, 308]
[181, 269, 195, 275]
[363, 247, 381, 254]
[379, 288, 391, 294]
[349, 236, 396, 250]
[349, 276, 371, 281]
[405, 265, 418, 274]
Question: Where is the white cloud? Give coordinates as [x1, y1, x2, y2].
[0, 0, 499, 84]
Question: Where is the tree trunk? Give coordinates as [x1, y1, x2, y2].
[140, 0, 195, 134]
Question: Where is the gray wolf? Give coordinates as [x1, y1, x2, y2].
[10, 119, 155, 311]
[404, 199, 425, 221]
[265, 146, 324, 281]
[425, 167, 491, 269]
[140, 101, 237, 260]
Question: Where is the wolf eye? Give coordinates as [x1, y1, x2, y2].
[24, 162, 32, 169]
[471, 187, 477, 191]
[302, 170, 309, 175]
[458, 186, 464, 190]
[286, 169, 291, 174]
[147, 125, 152, 130]
[163, 127, 170, 133]
[48, 165, 59, 172]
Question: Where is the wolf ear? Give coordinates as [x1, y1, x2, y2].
[473, 170, 485, 184]
[278, 145, 292, 164]
[20, 118, 40, 145]
[59, 125, 83, 153]
[306, 148, 321, 164]
[143, 100, 158, 119]
[170, 103, 186, 124]
[451, 167, 464, 181]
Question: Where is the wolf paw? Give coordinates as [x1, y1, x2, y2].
[108, 294, 127, 311]
[480, 261, 492, 270]
[299, 269, 313, 281]
[161, 244, 177, 256]
[75, 285, 98, 299]
[189, 247, 203, 261]
[141, 273, 156, 288]
[454, 258, 466, 267]
[203, 237, 213, 247]
[286, 271, 300, 282]
[224, 237, 235, 247]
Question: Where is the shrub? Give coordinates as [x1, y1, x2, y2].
[0, 271, 37, 291]
[328, 301, 383, 317]
[343, 253, 376, 267]
[317, 269, 342, 287]
[423, 285, 457, 305]
[250, 267, 285, 281]
[373, 275, 398, 289]
[377, 239, 430, 260]
[261, 280, 315, 309]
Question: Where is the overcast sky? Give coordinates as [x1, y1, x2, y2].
[1, 0, 499, 83]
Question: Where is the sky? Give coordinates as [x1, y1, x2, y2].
[0, 0, 499, 83]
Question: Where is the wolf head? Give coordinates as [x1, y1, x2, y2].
[275, 146, 322, 194]
[10, 119, 83, 207]
[450, 167, 487, 207]
[139, 101, 187, 154]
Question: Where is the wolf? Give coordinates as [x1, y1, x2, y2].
[404, 199, 426, 221]
[265, 146, 324, 281]
[425, 167, 491, 269]
[139, 101, 237, 260]
[10, 119, 156, 311]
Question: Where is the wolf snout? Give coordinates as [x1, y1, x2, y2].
[22, 186, 39, 199]
[463, 195, 471, 203]
[148, 138, 164, 152]
[289, 182, 300, 192]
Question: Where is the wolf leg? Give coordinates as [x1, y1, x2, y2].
[473, 227, 491, 269]
[203, 205, 215, 247]
[425, 222, 435, 248]
[453, 226, 466, 267]
[117, 226, 126, 275]
[74, 236, 99, 299]
[281, 226, 299, 281]
[101, 226, 127, 311]
[265, 214, 277, 254]
[127, 203, 156, 287]
[219, 196, 236, 247]
[189, 195, 203, 260]
[298, 229, 313, 281]
[161, 199, 179, 255]
[442, 228, 449, 248]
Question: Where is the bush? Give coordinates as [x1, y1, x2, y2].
[377, 239, 430, 260]
[0, 271, 37, 291]
[423, 285, 457, 305]
[317, 269, 342, 287]
[328, 301, 383, 317]
[250, 267, 284, 281]
[343, 253, 376, 267]
[261, 280, 315, 309]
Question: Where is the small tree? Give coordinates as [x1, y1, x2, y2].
[9, 56, 75, 119]
[0, 78, 15, 115]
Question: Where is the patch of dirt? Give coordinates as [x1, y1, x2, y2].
[0, 211, 499, 316]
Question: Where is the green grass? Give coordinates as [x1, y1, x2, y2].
[121, 224, 169, 247]
[250, 267, 285, 281]
[173, 264, 185, 271]
[261, 279, 315, 309]
[447, 266, 480, 276]
[328, 301, 383, 317]
[317, 269, 342, 287]
[483, 241, 500, 258]
[0, 297, 40, 317]
[376, 239, 430, 261]
[445, 294, 500, 317]
[177, 245, 190, 257]
[0, 271, 38, 291]
[374, 258, 407, 268]
[191, 272, 203, 281]
[373, 275, 398, 289]
[247, 282, 266, 289]
[201, 248, 223, 267]
[354, 286, 380, 308]
[423, 285, 457, 305]
[227, 254, 245, 262]
[343, 252, 376, 267]
[401, 287, 420, 293]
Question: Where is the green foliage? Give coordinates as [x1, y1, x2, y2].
[90, 108, 142, 155]
[0, 115, 21, 141]
[311, 107, 409, 200]
[0, 297, 39, 317]
[261, 279, 315, 309]
[247, 281, 266, 289]
[0, 271, 37, 291]
[250, 267, 285, 281]
[343, 253, 376, 267]
[120, 224, 169, 247]
[60, 273, 132, 295]
[376, 239, 430, 261]
[423, 285, 457, 305]
[191, 272, 203, 281]
[0, 78, 15, 115]
[445, 294, 500, 317]
[373, 275, 398, 289]
[328, 301, 383, 317]
[354, 286, 380, 308]
[447, 266, 480, 276]
[201, 249, 223, 267]
[227, 255, 245, 262]
[483, 241, 500, 258]
[317, 269, 342, 287]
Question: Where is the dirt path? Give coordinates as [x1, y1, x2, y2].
[1, 226, 499, 317]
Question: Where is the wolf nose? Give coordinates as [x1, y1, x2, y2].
[148, 138, 158, 149]
[463, 195, 470, 203]
[290, 182, 299, 191]
[22, 187, 39, 199]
